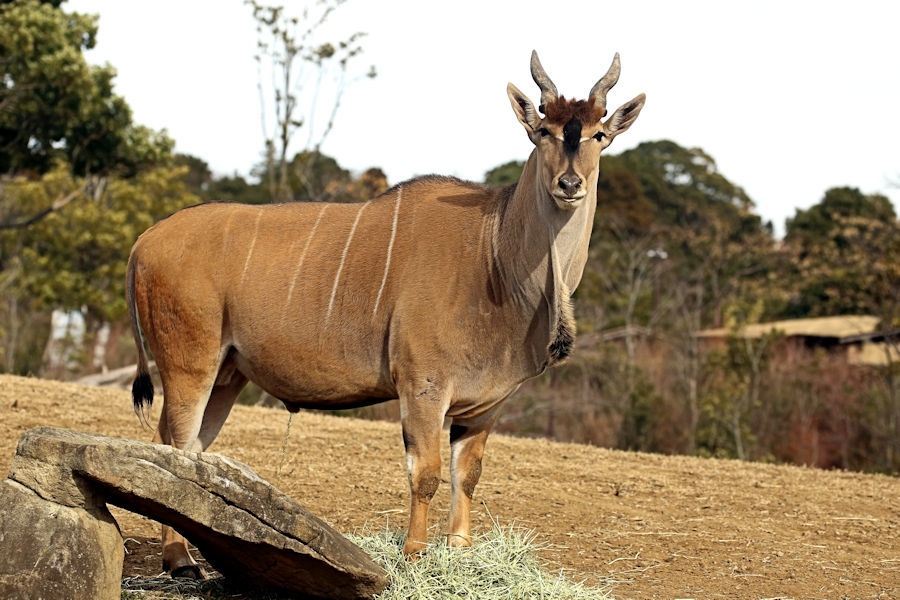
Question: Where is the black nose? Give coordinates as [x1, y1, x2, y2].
[558, 175, 582, 197]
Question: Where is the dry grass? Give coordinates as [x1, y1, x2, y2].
[348, 519, 611, 600]
[2, 374, 898, 600]
[120, 518, 611, 600]
[120, 576, 231, 600]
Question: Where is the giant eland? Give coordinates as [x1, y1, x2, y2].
[128, 50, 645, 577]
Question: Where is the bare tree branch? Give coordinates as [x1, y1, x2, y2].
[0, 176, 103, 230]
[247, 0, 373, 203]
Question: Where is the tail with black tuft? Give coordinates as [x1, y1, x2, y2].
[132, 372, 154, 416]
[127, 248, 154, 424]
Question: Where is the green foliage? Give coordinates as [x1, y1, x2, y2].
[782, 187, 900, 320]
[614, 140, 758, 228]
[786, 186, 897, 246]
[180, 148, 390, 207]
[0, 0, 179, 375]
[175, 153, 269, 205]
[252, 150, 388, 203]
[696, 352, 748, 459]
[4, 164, 199, 321]
[208, 174, 270, 205]
[287, 151, 350, 201]
[613, 141, 772, 271]
[594, 156, 656, 234]
[173, 154, 212, 193]
[484, 160, 524, 188]
[577, 140, 778, 335]
[697, 320, 780, 460]
[616, 367, 662, 452]
[481, 141, 896, 471]
[0, 0, 172, 177]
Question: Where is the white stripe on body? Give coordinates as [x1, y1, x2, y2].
[240, 209, 263, 285]
[373, 186, 402, 320]
[283, 204, 329, 313]
[326, 201, 370, 324]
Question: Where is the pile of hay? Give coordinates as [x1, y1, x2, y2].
[121, 522, 609, 600]
[348, 522, 610, 600]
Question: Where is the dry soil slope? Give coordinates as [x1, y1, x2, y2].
[0, 374, 897, 600]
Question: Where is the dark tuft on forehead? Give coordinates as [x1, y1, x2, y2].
[563, 118, 581, 154]
[543, 96, 605, 126]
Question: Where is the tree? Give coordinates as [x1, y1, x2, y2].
[593, 142, 774, 321]
[484, 160, 524, 188]
[207, 174, 269, 205]
[783, 187, 899, 318]
[786, 187, 896, 246]
[175, 153, 271, 205]
[248, 0, 375, 203]
[0, 0, 172, 177]
[577, 141, 778, 454]
[0, 163, 199, 374]
[0, 0, 172, 228]
[0, 0, 178, 374]
[783, 187, 899, 470]
[252, 149, 388, 204]
[173, 154, 213, 193]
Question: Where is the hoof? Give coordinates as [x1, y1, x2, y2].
[403, 538, 427, 559]
[171, 564, 207, 580]
[446, 533, 472, 548]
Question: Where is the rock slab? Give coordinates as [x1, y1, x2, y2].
[2, 427, 389, 600]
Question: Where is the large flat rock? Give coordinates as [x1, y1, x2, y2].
[6, 427, 389, 600]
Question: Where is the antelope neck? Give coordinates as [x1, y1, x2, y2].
[492, 151, 595, 315]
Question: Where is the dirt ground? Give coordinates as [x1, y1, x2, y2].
[1, 374, 897, 600]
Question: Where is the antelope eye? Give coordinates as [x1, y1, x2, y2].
[593, 131, 605, 141]
[538, 127, 551, 137]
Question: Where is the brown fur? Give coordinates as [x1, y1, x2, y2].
[461, 457, 482, 499]
[543, 96, 606, 125]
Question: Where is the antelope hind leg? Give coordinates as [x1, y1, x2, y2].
[154, 365, 245, 578]
[153, 406, 207, 579]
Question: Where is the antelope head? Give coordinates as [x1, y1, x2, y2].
[507, 51, 646, 210]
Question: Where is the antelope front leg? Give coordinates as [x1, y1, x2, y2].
[447, 412, 497, 547]
[400, 380, 448, 557]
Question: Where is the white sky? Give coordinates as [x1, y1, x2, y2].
[69, 0, 900, 235]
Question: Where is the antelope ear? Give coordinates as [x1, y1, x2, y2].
[507, 82, 540, 133]
[605, 93, 646, 140]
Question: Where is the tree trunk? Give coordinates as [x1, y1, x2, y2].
[5, 296, 18, 373]
[91, 321, 112, 373]
[732, 396, 745, 460]
[687, 373, 699, 454]
[546, 369, 557, 439]
[884, 340, 898, 469]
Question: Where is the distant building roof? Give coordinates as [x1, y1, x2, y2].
[697, 315, 898, 366]
[847, 342, 898, 367]
[696, 315, 882, 342]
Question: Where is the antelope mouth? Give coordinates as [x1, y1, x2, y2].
[551, 190, 587, 209]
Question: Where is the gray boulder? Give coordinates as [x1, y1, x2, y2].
[0, 479, 124, 600]
[2, 427, 389, 600]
